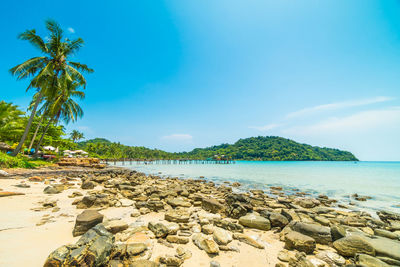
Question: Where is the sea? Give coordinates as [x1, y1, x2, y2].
[114, 161, 400, 214]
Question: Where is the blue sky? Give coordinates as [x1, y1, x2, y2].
[1, 1, 400, 160]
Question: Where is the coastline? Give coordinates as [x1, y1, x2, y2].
[1, 165, 400, 266]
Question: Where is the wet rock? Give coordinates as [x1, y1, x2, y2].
[238, 213, 271, 231]
[377, 210, 400, 222]
[202, 198, 225, 214]
[284, 231, 316, 254]
[294, 197, 319, 209]
[333, 235, 375, 257]
[73, 209, 104, 237]
[233, 233, 264, 249]
[213, 227, 232, 245]
[290, 221, 332, 244]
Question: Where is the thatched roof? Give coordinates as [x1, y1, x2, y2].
[0, 142, 11, 151]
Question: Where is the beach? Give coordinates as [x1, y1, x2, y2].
[1, 165, 400, 266]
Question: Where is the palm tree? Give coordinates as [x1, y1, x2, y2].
[9, 19, 93, 156]
[0, 101, 24, 143]
[34, 80, 85, 154]
[70, 130, 84, 143]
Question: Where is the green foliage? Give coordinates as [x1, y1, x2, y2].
[0, 101, 25, 143]
[79, 136, 358, 161]
[0, 151, 52, 168]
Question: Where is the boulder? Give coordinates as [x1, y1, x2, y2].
[0, 170, 10, 177]
[192, 233, 220, 254]
[377, 210, 400, 222]
[365, 235, 400, 261]
[103, 220, 128, 234]
[288, 252, 314, 267]
[356, 254, 390, 267]
[148, 222, 169, 238]
[73, 210, 104, 237]
[44, 185, 63, 194]
[333, 235, 375, 257]
[165, 210, 190, 223]
[81, 180, 95, 189]
[316, 251, 345, 266]
[119, 198, 134, 207]
[213, 227, 232, 245]
[202, 198, 225, 214]
[167, 198, 191, 208]
[166, 235, 189, 244]
[290, 221, 332, 244]
[238, 213, 271, 231]
[285, 231, 316, 254]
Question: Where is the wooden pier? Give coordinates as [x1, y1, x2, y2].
[99, 159, 236, 165]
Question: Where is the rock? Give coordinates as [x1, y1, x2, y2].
[316, 251, 345, 266]
[166, 235, 189, 244]
[29, 176, 43, 182]
[81, 180, 95, 189]
[277, 250, 291, 262]
[294, 198, 319, 208]
[210, 261, 221, 267]
[365, 235, 400, 261]
[43, 185, 62, 194]
[330, 224, 346, 241]
[202, 224, 214, 234]
[126, 243, 147, 256]
[103, 220, 128, 234]
[176, 246, 192, 260]
[119, 198, 134, 207]
[290, 221, 332, 244]
[148, 222, 169, 238]
[333, 235, 375, 257]
[215, 218, 244, 232]
[213, 227, 232, 245]
[131, 209, 141, 217]
[0, 191, 25, 197]
[288, 252, 314, 267]
[238, 213, 271, 231]
[192, 233, 220, 254]
[202, 198, 225, 214]
[146, 199, 164, 211]
[158, 256, 183, 266]
[72, 210, 104, 237]
[269, 212, 290, 228]
[129, 260, 158, 267]
[356, 254, 390, 267]
[14, 183, 30, 188]
[232, 233, 264, 249]
[167, 198, 191, 208]
[374, 228, 399, 240]
[377, 210, 400, 222]
[284, 231, 316, 254]
[0, 170, 9, 177]
[165, 210, 190, 223]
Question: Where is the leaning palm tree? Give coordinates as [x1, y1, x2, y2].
[34, 79, 85, 154]
[9, 19, 93, 156]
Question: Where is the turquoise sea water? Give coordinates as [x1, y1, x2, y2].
[115, 161, 400, 213]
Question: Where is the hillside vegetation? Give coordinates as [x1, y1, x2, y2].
[79, 136, 358, 161]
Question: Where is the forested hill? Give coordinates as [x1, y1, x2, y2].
[177, 136, 358, 161]
[79, 136, 358, 161]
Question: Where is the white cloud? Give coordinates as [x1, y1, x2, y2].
[67, 27, 75, 33]
[249, 123, 281, 131]
[283, 106, 400, 135]
[161, 134, 193, 142]
[286, 96, 394, 119]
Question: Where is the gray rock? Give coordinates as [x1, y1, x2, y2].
[333, 235, 375, 257]
[290, 221, 332, 244]
[72, 210, 104, 237]
[210, 261, 221, 267]
[81, 180, 95, 189]
[238, 213, 271, 231]
[356, 254, 390, 267]
[43, 185, 62, 194]
[148, 222, 169, 238]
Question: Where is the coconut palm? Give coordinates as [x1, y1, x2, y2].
[70, 130, 84, 143]
[0, 101, 24, 143]
[9, 19, 93, 156]
[34, 79, 85, 154]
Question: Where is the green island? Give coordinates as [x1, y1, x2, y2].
[79, 136, 358, 161]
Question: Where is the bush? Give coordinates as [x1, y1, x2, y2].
[0, 152, 52, 168]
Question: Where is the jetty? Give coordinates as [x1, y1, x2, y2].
[99, 159, 236, 165]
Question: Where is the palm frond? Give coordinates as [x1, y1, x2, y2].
[18, 30, 48, 53]
[65, 38, 84, 56]
[68, 61, 94, 73]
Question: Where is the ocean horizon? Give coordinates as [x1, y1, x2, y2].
[114, 160, 400, 213]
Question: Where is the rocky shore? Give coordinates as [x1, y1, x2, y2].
[1, 166, 400, 267]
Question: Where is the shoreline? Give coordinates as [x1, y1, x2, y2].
[1, 165, 400, 266]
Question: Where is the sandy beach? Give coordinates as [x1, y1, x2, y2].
[1, 166, 400, 267]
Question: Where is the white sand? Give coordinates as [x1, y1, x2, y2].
[0, 176, 284, 267]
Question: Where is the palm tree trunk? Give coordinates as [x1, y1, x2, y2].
[34, 117, 54, 156]
[28, 114, 45, 151]
[11, 90, 43, 156]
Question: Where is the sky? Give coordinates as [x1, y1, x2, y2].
[1, 0, 400, 161]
